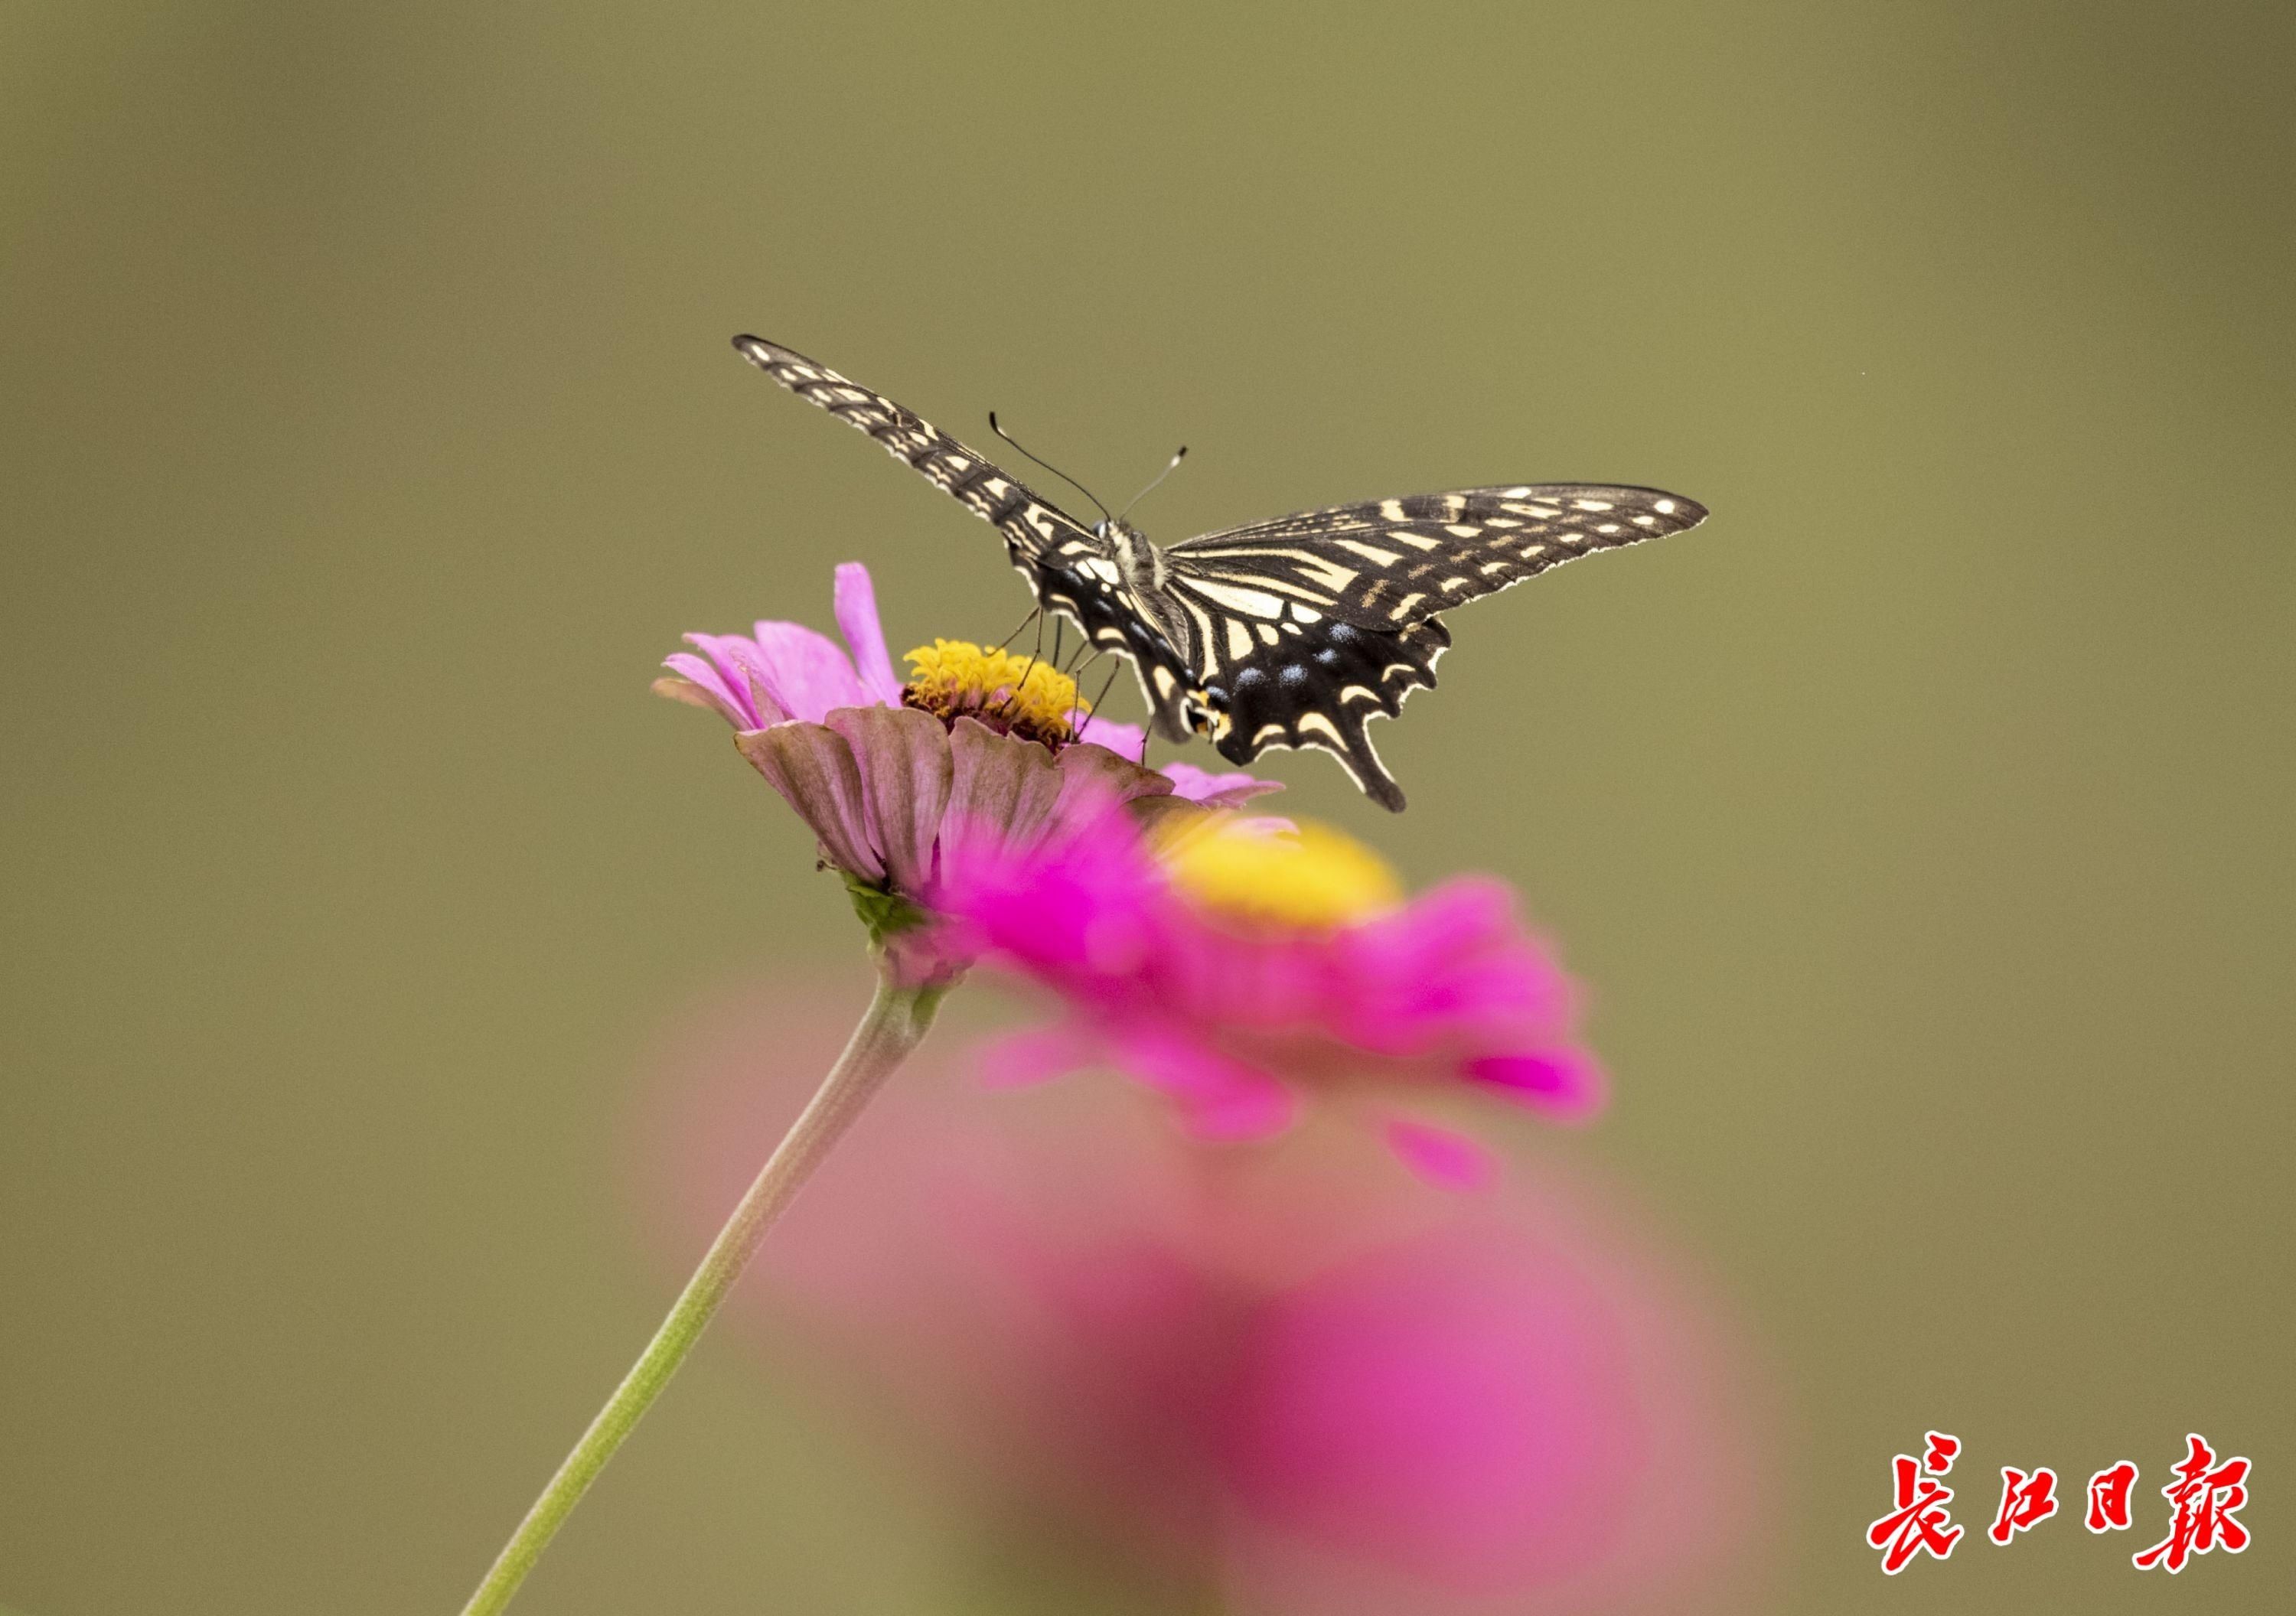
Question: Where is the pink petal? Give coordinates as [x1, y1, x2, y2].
[682, 634, 798, 726]
[668, 641, 771, 728]
[973, 1023, 1101, 1090]
[1352, 879, 1518, 976]
[1380, 1118, 1496, 1190]
[1156, 761, 1286, 806]
[1050, 741, 1177, 815]
[734, 722, 884, 881]
[747, 621, 872, 724]
[1181, 1078, 1301, 1142]
[941, 809, 1162, 991]
[833, 562, 905, 706]
[941, 718, 1068, 871]
[654, 666, 755, 728]
[1071, 715, 1147, 761]
[1467, 1047, 1607, 1119]
[826, 704, 953, 896]
[1112, 1028, 1298, 1141]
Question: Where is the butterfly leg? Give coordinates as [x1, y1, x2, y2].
[998, 611, 1049, 724]
[1078, 656, 1124, 746]
[1060, 647, 1101, 730]
[993, 604, 1043, 653]
[1052, 614, 1091, 674]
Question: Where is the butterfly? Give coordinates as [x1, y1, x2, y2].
[733, 335, 1708, 810]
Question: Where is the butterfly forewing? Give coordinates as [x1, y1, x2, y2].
[732, 336, 1109, 567]
[1165, 484, 1708, 630]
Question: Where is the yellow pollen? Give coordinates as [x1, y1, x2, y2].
[1157, 817, 1404, 931]
[902, 639, 1088, 742]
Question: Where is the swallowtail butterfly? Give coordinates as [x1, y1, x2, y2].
[734, 335, 1707, 810]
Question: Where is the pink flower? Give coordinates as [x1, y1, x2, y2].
[660, 561, 907, 729]
[655, 564, 1279, 981]
[942, 810, 1605, 1183]
[636, 976, 1777, 1616]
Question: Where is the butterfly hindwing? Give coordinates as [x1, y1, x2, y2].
[1165, 484, 1707, 630]
[1140, 485, 1705, 809]
[1198, 616, 1450, 813]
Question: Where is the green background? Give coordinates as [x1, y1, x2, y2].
[4, 2, 2291, 1611]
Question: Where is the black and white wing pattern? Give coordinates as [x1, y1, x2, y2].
[1149, 486, 1708, 810]
[732, 336, 1098, 565]
[1185, 610, 1454, 813]
[1164, 485, 1708, 631]
[732, 335, 1188, 689]
[730, 335, 1711, 815]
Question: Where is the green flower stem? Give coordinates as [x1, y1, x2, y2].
[458, 969, 947, 1616]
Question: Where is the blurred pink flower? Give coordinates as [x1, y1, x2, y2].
[636, 977, 1777, 1616]
[655, 563, 1277, 982]
[941, 810, 1604, 1183]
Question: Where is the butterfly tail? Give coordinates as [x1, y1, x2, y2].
[1206, 618, 1447, 812]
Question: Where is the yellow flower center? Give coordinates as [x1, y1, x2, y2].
[902, 639, 1088, 747]
[1157, 817, 1404, 931]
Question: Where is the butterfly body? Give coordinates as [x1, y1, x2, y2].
[732, 335, 1707, 810]
[1015, 516, 1198, 736]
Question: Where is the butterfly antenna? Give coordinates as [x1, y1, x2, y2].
[988, 412, 1113, 524]
[1117, 445, 1187, 523]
